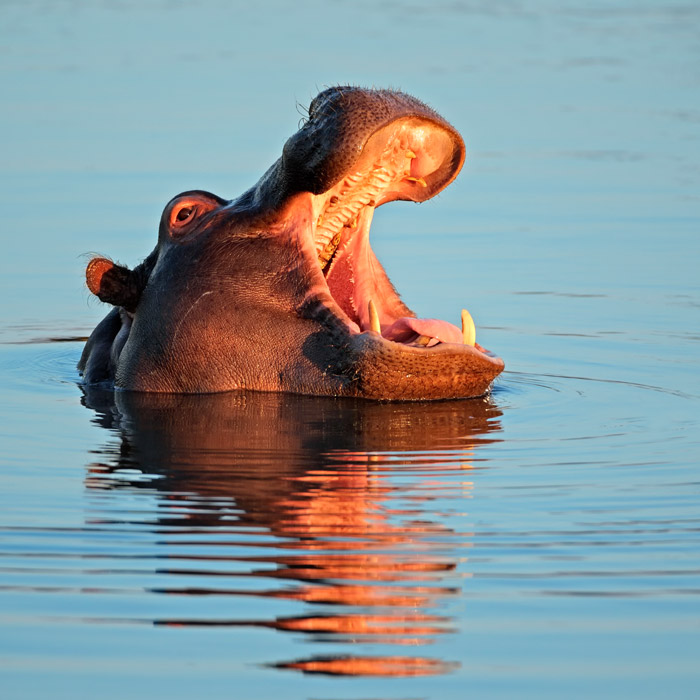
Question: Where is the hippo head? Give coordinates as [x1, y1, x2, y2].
[79, 86, 504, 400]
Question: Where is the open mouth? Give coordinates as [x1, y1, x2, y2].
[308, 118, 486, 355]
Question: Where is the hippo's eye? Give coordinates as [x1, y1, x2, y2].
[169, 202, 201, 232]
[172, 204, 196, 226]
[165, 192, 223, 238]
[176, 207, 193, 222]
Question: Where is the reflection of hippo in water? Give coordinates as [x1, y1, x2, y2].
[82, 387, 502, 676]
[80, 87, 504, 400]
[83, 387, 503, 505]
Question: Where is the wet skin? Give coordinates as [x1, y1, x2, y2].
[79, 87, 504, 400]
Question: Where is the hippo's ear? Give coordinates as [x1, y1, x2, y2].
[86, 257, 142, 313]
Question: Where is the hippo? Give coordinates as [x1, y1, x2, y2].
[79, 86, 504, 400]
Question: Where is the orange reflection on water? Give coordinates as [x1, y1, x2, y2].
[83, 390, 502, 677]
[273, 654, 459, 677]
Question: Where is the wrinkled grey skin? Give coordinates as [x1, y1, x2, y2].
[79, 87, 504, 400]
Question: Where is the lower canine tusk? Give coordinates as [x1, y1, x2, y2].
[368, 299, 381, 334]
[461, 309, 476, 346]
[404, 176, 427, 187]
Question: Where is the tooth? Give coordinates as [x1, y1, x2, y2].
[368, 300, 381, 334]
[406, 150, 417, 159]
[461, 309, 476, 346]
[415, 335, 431, 346]
[404, 176, 427, 187]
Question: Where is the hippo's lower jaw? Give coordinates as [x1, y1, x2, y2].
[80, 87, 504, 400]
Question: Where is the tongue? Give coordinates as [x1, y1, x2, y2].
[382, 317, 463, 345]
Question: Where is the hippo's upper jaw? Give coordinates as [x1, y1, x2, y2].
[79, 87, 504, 400]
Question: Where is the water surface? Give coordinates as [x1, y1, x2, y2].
[1, 1, 699, 699]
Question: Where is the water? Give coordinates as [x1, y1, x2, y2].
[1, 1, 699, 698]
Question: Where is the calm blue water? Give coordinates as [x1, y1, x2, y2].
[1, 1, 699, 699]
